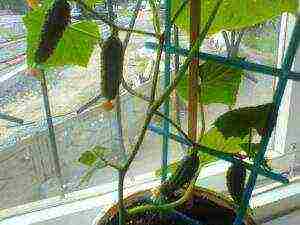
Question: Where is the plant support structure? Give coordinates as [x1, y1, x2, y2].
[22, 0, 300, 225]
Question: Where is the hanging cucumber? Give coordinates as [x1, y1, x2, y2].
[75, 31, 123, 114]
[226, 161, 246, 204]
[101, 31, 124, 102]
[159, 151, 199, 200]
[35, 0, 71, 64]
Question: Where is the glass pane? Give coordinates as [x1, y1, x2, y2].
[1, 1, 297, 222]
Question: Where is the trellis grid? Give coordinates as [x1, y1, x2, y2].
[144, 0, 300, 225]
[0, 1, 299, 224]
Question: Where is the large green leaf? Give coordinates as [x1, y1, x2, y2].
[172, 0, 298, 35]
[177, 60, 244, 106]
[214, 103, 274, 139]
[155, 103, 273, 176]
[201, 128, 244, 154]
[23, 3, 47, 68]
[23, 0, 100, 68]
[200, 61, 244, 106]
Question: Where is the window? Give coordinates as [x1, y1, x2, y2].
[0, 3, 300, 224]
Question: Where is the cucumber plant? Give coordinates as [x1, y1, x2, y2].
[23, 0, 298, 223]
[100, 31, 123, 101]
[35, 0, 71, 64]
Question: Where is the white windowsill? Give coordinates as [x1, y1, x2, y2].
[1, 157, 300, 225]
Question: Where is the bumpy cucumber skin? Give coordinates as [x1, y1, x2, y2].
[101, 35, 124, 101]
[226, 162, 246, 204]
[35, 0, 71, 64]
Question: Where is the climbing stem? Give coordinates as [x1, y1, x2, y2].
[121, 0, 192, 102]
[82, 0, 222, 223]
[150, 37, 164, 102]
[122, 0, 224, 196]
[173, 25, 186, 151]
[122, 0, 143, 49]
[128, 166, 202, 215]
[118, 169, 126, 225]
[111, 0, 192, 105]
[248, 128, 253, 156]
[75, 0, 158, 38]
[149, 0, 162, 35]
[125, 1, 224, 216]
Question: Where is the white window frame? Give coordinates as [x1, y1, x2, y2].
[273, 13, 294, 155]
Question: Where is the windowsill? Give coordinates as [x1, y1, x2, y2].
[1, 160, 230, 222]
[1, 155, 300, 225]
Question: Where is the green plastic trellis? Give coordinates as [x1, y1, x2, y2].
[0, 113, 23, 124]
[145, 0, 300, 225]
[29, 0, 300, 224]
[161, 0, 172, 182]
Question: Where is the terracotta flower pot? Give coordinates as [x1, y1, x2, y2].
[94, 186, 257, 225]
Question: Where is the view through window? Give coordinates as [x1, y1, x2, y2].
[0, 1, 299, 220]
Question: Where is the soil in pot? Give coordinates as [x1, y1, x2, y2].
[96, 187, 256, 225]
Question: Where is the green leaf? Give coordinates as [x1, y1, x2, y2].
[177, 60, 244, 106]
[214, 103, 274, 139]
[198, 151, 218, 166]
[155, 161, 179, 177]
[84, 0, 104, 8]
[78, 146, 108, 168]
[172, 0, 298, 35]
[200, 128, 244, 154]
[239, 142, 260, 159]
[176, 75, 189, 102]
[23, 2, 100, 68]
[200, 61, 244, 106]
[23, 2, 48, 67]
[46, 21, 100, 67]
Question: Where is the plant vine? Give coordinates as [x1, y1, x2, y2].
[22, 0, 298, 224]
